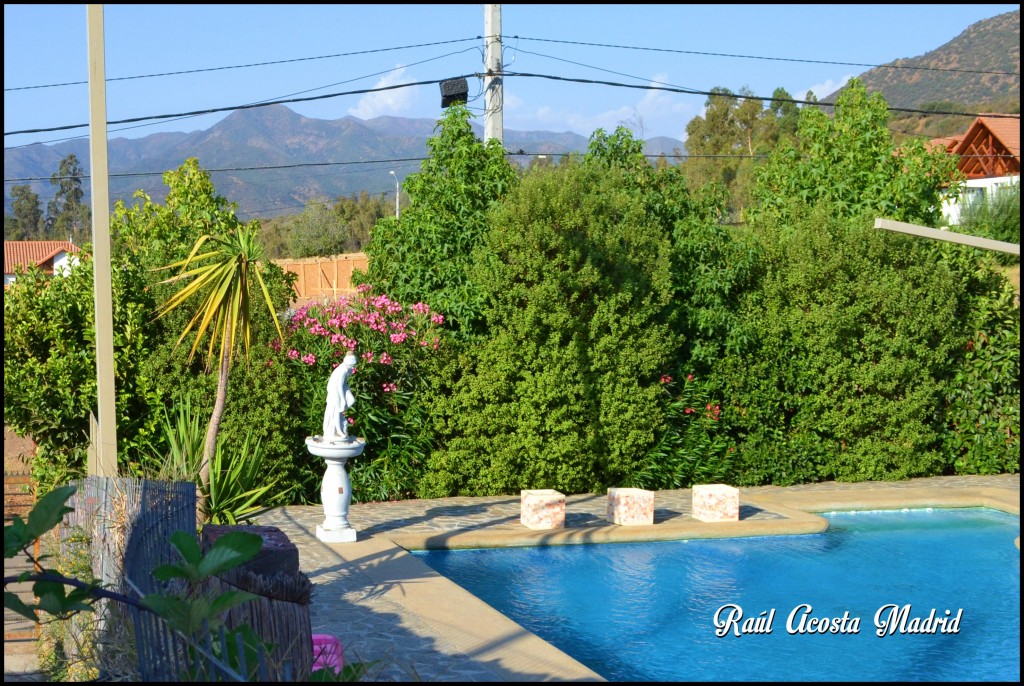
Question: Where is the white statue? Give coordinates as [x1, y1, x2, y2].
[322, 351, 357, 442]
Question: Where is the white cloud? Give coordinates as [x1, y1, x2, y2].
[503, 92, 523, 111]
[347, 66, 417, 119]
[800, 74, 856, 102]
[506, 74, 697, 141]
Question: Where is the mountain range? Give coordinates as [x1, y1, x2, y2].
[5, 9, 1018, 221]
[3, 105, 684, 220]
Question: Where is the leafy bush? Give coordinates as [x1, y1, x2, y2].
[714, 205, 970, 483]
[282, 286, 446, 502]
[3, 247, 162, 493]
[421, 152, 681, 497]
[940, 248, 1020, 474]
[356, 104, 519, 338]
[752, 78, 961, 227]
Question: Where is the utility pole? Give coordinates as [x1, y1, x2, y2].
[86, 4, 118, 477]
[483, 4, 503, 145]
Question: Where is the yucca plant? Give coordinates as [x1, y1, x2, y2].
[155, 397, 204, 482]
[154, 224, 284, 510]
[205, 431, 282, 525]
[154, 399, 283, 525]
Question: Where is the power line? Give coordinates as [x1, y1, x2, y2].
[4, 157, 432, 184]
[7, 68, 1018, 141]
[10, 150, 1020, 189]
[500, 72, 1022, 119]
[3, 37, 481, 92]
[5, 48, 480, 149]
[512, 36, 1022, 78]
[3, 75, 478, 137]
[507, 47, 704, 95]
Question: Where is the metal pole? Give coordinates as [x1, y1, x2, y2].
[389, 171, 400, 219]
[483, 4, 503, 145]
[86, 4, 118, 477]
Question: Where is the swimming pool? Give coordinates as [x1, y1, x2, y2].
[413, 508, 1020, 682]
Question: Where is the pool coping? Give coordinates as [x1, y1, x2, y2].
[294, 481, 1019, 682]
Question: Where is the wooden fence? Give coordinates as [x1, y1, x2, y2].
[272, 253, 368, 305]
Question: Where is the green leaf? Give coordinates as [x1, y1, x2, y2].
[4, 591, 38, 622]
[196, 531, 263, 579]
[208, 589, 257, 616]
[25, 485, 77, 541]
[152, 563, 194, 583]
[168, 530, 203, 566]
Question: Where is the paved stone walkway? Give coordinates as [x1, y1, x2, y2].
[259, 473, 1020, 682]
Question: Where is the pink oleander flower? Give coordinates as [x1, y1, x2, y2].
[379, 352, 392, 365]
[390, 332, 408, 344]
[382, 382, 398, 393]
[347, 417, 355, 425]
[361, 351, 375, 363]
[412, 302, 430, 314]
[430, 313, 445, 325]
[287, 349, 300, 360]
[302, 353, 317, 365]
[357, 283, 373, 293]
[660, 375, 672, 384]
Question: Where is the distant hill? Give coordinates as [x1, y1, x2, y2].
[825, 10, 1020, 110]
[3, 106, 684, 220]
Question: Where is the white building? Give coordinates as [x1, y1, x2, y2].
[4, 240, 80, 288]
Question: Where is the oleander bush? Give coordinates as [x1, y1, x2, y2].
[282, 286, 447, 502]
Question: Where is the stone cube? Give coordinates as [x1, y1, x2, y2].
[520, 489, 565, 530]
[692, 483, 740, 522]
[606, 488, 654, 526]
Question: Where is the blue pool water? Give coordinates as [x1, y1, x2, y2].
[413, 508, 1020, 682]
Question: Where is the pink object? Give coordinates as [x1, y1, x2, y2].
[521, 489, 566, 529]
[606, 488, 655, 526]
[312, 633, 344, 674]
[692, 484, 740, 522]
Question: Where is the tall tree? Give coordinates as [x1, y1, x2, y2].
[47, 153, 90, 243]
[357, 103, 519, 338]
[332, 190, 390, 251]
[285, 196, 353, 258]
[752, 78, 961, 225]
[684, 87, 787, 221]
[4, 185, 43, 240]
[149, 160, 285, 509]
[766, 87, 800, 144]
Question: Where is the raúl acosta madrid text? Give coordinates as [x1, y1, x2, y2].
[713, 603, 963, 637]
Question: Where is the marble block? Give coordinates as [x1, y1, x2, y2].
[521, 489, 565, 529]
[607, 487, 654, 526]
[692, 483, 740, 522]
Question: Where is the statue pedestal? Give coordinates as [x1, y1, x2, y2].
[306, 436, 366, 543]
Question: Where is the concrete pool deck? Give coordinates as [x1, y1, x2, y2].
[258, 473, 1020, 682]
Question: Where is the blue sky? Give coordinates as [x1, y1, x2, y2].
[3, 4, 1019, 150]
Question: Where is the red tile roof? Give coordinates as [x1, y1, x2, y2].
[950, 115, 1021, 179]
[928, 136, 961, 153]
[4, 241, 79, 276]
[972, 115, 1021, 159]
